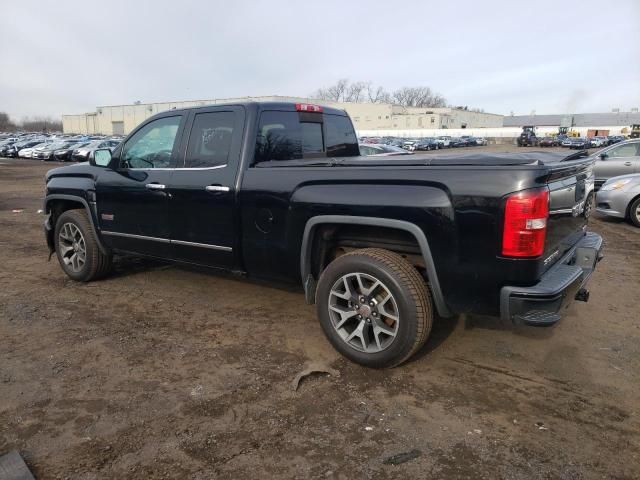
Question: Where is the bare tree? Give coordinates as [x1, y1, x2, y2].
[19, 116, 62, 132]
[312, 81, 449, 108]
[391, 86, 447, 108]
[366, 83, 392, 104]
[344, 81, 368, 103]
[0, 112, 62, 132]
[312, 78, 349, 102]
[0, 112, 16, 131]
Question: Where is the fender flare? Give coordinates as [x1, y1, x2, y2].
[44, 194, 109, 255]
[300, 215, 452, 317]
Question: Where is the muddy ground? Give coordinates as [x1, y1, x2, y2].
[1, 150, 639, 479]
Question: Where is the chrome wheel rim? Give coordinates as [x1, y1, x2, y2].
[58, 222, 86, 273]
[635, 204, 640, 223]
[328, 272, 399, 353]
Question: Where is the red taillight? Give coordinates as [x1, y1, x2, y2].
[295, 103, 323, 113]
[502, 188, 549, 257]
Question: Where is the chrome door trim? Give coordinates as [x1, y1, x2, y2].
[171, 239, 232, 252]
[145, 183, 166, 190]
[101, 230, 232, 252]
[101, 230, 171, 243]
[128, 164, 227, 172]
[205, 185, 231, 192]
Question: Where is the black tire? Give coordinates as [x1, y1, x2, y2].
[54, 209, 113, 281]
[583, 191, 594, 219]
[316, 248, 433, 368]
[629, 197, 640, 228]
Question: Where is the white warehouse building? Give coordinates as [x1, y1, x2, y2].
[62, 95, 504, 135]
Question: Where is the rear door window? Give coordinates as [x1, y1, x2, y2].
[185, 111, 235, 168]
[254, 111, 358, 164]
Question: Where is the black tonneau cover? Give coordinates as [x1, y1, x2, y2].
[255, 150, 589, 168]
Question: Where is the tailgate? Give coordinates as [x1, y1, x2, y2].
[543, 158, 594, 269]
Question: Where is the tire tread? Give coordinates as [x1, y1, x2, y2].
[319, 248, 433, 368]
[55, 209, 112, 281]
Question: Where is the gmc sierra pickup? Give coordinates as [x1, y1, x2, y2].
[44, 102, 603, 368]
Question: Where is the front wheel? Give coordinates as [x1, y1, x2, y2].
[583, 192, 594, 219]
[629, 197, 640, 228]
[316, 248, 433, 368]
[54, 209, 113, 281]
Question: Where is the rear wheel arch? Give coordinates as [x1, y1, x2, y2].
[300, 215, 451, 317]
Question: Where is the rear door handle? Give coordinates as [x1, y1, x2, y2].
[624, 162, 632, 166]
[205, 185, 230, 192]
[146, 183, 166, 190]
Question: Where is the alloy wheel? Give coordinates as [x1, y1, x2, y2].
[58, 222, 87, 273]
[328, 272, 399, 353]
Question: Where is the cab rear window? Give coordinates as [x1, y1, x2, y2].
[253, 111, 358, 164]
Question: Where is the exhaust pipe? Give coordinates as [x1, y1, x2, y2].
[575, 288, 590, 302]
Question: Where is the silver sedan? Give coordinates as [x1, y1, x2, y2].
[596, 173, 640, 227]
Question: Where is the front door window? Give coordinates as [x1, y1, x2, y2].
[121, 116, 182, 169]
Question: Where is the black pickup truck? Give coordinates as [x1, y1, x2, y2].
[44, 102, 603, 368]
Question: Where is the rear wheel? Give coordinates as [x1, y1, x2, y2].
[316, 248, 433, 368]
[54, 209, 113, 281]
[629, 197, 640, 228]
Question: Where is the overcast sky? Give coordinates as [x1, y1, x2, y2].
[1, 0, 638, 120]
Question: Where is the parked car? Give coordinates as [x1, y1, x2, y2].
[35, 141, 83, 161]
[387, 139, 406, 148]
[460, 135, 478, 147]
[6, 139, 46, 157]
[474, 137, 487, 146]
[71, 140, 121, 162]
[0, 138, 19, 155]
[19, 141, 54, 158]
[596, 174, 640, 227]
[43, 101, 603, 368]
[53, 142, 91, 162]
[449, 137, 464, 147]
[590, 136, 607, 148]
[567, 138, 590, 150]
[606, 135, 625, 145]
[592, 139, 640, 189]
[413, 138, 440, 151]
[402, 140, 418, 151]
[359, 144, 412, 156]
[437, 136, 452, 148]
[539, 137, 558, 147]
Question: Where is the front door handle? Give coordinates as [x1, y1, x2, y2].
[205, 185, 230, 192]
[146, 183, 166, 190]
[624, 162, 632, 166]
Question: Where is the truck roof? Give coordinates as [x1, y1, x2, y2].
[163, 101, 349, 117]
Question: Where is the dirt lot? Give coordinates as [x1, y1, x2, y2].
[1, 149, 639, 479]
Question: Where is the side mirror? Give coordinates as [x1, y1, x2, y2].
[92, 149, 112, 167]
[599, 152, 608, 160]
